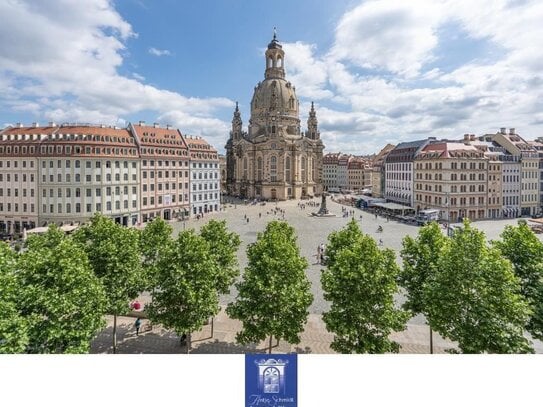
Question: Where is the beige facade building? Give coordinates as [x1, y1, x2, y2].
[0, 122, 219, 236]
[131, 122, 190, 223]
[414, 141, 488, 222]
[348, 157, 371, 192]
[487, 128, 539, 216]
[225, 34, 324, 200]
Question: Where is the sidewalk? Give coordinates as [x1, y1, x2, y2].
[90, 309, 456, 354]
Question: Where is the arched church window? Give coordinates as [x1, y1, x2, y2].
[271, 125, 276, 134]
[301, 156, 307, 182]
[243, 157, 248, 180]
[270, 156, 277, 182]
[257, 157, 263, 181]
[285, 156, 291, 181]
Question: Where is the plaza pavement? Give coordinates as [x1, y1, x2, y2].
[91, 196, 543, 354]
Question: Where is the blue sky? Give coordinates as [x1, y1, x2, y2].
[1, 0, 542, 154]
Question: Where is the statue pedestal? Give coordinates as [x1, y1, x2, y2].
[311, 193, 335, 217]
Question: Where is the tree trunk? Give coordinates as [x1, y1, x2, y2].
[113, 313, 117, 354]
[429, 325, 433, 354]
[211, 317, 214, 338]
[187, 333, 191, 354]
[268, 335, 273, 354]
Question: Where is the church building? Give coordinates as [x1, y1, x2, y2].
[225, 33, 324, 200]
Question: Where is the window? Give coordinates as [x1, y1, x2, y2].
[270, 156, 277, 182]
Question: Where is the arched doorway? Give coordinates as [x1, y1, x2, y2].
[271, 188, 277, 200]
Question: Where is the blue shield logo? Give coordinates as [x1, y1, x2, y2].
[245, 354, 297, 406]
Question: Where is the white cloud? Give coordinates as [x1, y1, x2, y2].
[148, 47, 172, 57]
[331, 0, 443, 77]
[0, 0, 231, 149]
[282, 42, 333, 100]
[273, 0, 543, 153]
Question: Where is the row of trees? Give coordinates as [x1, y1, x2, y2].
[2, 213, 543, 354]
[322, 219, 542, 353]
[0, 214, 242, 353]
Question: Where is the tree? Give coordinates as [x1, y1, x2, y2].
[74, 214, 142, 354]
[494, 222, 543, 340]
[0, 242, 28, 353]
[227, 221, 313, 354]
[425, 220, 533, 353]
[140, 218, 174, 290]
[199, 219, 241, 294]
[200, 219, 241, 338]
[321, 219, 409, 353]
[147, 229, 219, 352]
[17, 227, 107, 353]
[399, 222, 448, 352]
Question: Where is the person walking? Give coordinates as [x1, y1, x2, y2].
[135, 317, 142, 336]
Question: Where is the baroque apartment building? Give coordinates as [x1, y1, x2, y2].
[188, 136, 220, 216]
[348, 157, 371, 192]
[486, 128, 539, 216]
[322, 152, 341, 190]
[0, 122, 219, 235]
[385, 139, 434, 207]
[370, 144, 395, 198]
[414, 141, 488, 222]
[131, 122, 191, 223]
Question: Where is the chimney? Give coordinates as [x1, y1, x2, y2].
[48, 121, 56, 127]
[153, 123, 159, 128]
[470, 134, 475, 141]
[509, 128, 515, 135]
[500, 127, 506, 134]
[166, 124, 172, 130]
[16, 122, 23, 128]
[32, 122, 39, 128]
[464, 134, 470, 141]
[138, 120, 145, 126]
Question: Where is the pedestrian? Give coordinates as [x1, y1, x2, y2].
[316, 245, 321, 264]
[247, 218, 249, 223]
[379, 239, 383, 246]
[135, 317, 142, 336]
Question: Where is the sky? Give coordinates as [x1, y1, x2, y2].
[1, 0, 543, 155]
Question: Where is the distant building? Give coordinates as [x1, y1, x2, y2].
[385, 139, 434, 207]
[219, 154, 227, 196]
[323, 152, 341, 190]
[370, 144, 395, 198]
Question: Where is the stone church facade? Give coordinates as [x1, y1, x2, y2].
[225, 34, 324, 200]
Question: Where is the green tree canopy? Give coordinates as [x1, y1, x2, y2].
[400, 222, 449, 315]
[227, 221, 313, 353]
[0, 242, 28, 353]
[322, 219, 409, 353]
[425, 220, 533, 353]
[147, 229, 220, 340]
[494, 222, 543, 340]
[17, 227, 107, 353]
[74, 214, 142, 316]
[74, 214, 142, 353]
[140, 218, 173, 290]
[200, 219, 241, 295]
